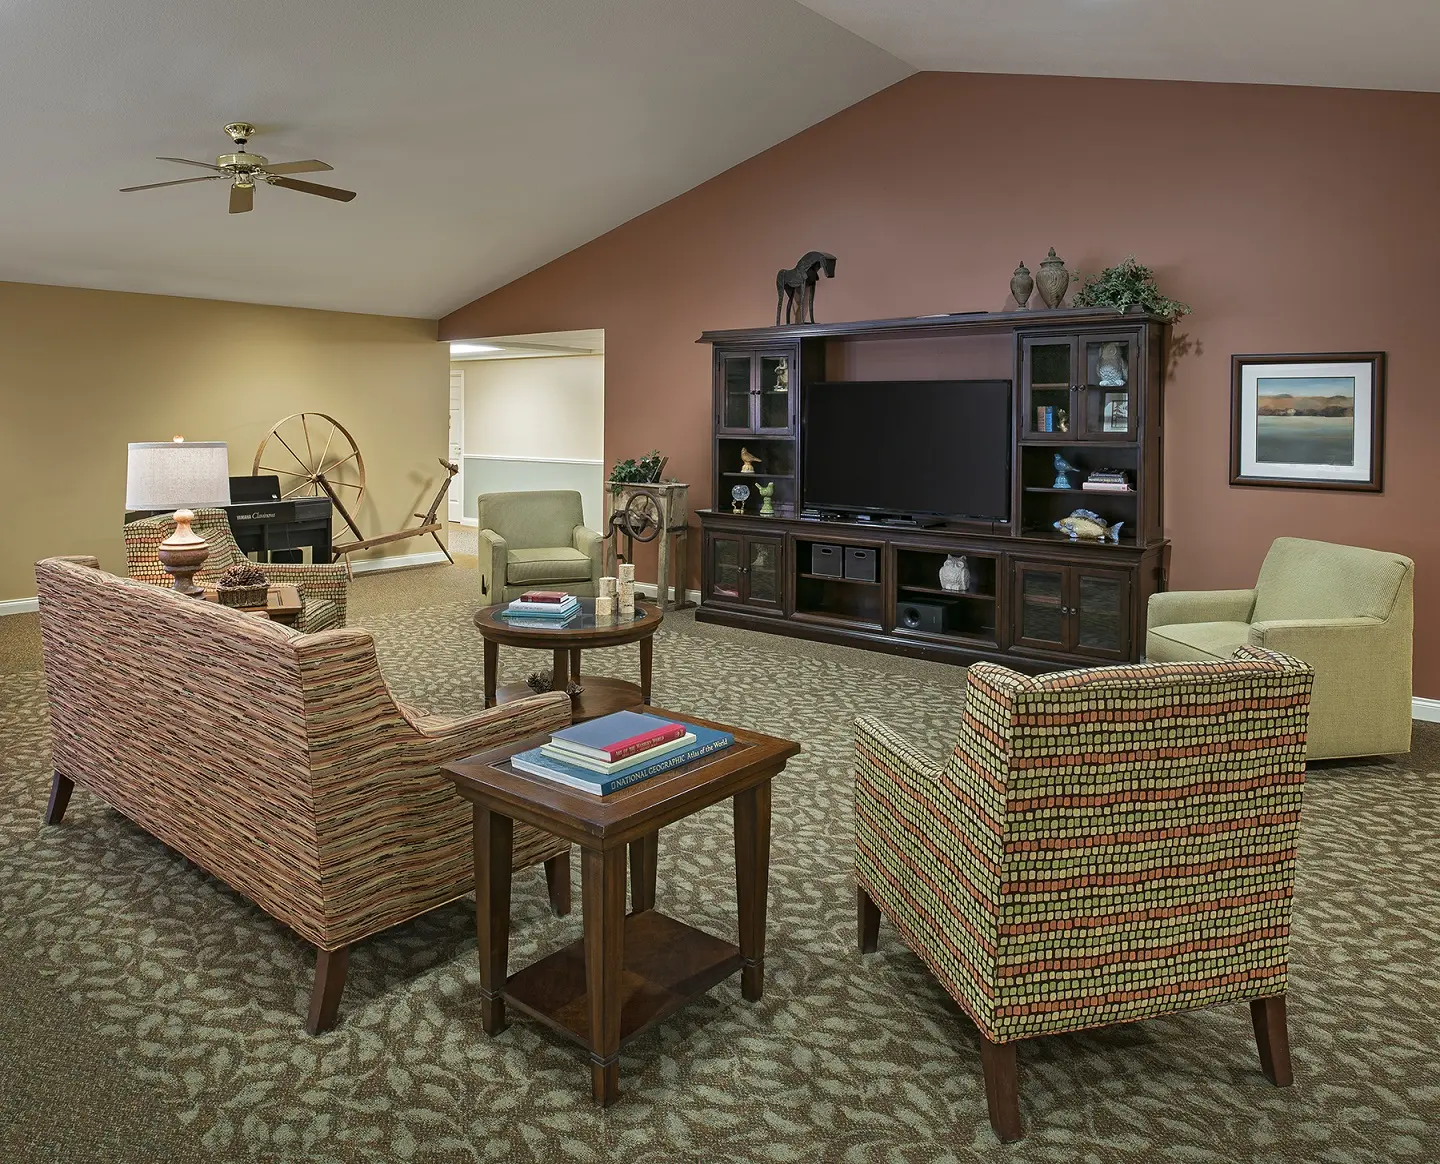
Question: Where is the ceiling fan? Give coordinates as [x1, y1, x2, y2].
[120, 123, 356, 214]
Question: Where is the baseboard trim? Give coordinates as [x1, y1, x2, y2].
[455, 517, 479, 527]
[0, 597, 39, 617]
[349, 550, 452, 575]
[1413, 697, 1440, 723]
[635, 582, 703, 606]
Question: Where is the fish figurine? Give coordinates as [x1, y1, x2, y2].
[1053, 509, 1125, 542]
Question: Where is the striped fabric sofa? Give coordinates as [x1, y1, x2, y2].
[124, 507, 348, 633]
[854, 648, 1314, 1141]
[36, 556, 572, 1034]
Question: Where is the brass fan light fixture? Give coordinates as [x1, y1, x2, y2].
[120, 123, 355, 213]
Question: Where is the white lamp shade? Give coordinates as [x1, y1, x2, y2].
[126, 441, 232, 510]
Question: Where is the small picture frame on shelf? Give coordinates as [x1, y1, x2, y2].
[1101, 393, 1128, 433]
[1230, 352, 1384, 491]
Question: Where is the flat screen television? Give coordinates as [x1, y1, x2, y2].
[803, 380, 1011, 521]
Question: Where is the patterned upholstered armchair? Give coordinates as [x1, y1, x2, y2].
[854, 648, 1314, 1141]
[125, 507, 347, 633]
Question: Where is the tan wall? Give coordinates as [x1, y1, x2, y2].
[458, 355, 603, 460]
[442, 72, 1440, 697]
[0, 281, 448, 599]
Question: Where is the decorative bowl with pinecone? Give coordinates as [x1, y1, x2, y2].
[215, 563, 270, 608]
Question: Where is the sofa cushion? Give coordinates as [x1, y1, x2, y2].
[506, 547, 593, 584]
[1145, 621, 1252, 663]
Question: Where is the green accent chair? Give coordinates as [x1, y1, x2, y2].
[855, 648, 1315, 1141]
[1146, 537, 1413, 760]
[476, 490, 603, 604]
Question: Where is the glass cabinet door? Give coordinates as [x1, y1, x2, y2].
[1014, 564, 1066, 650]
[1022, 337, 1077, 440]
[720, 354, 753, 431]
[1080, 334, 1138, 441]
[745, 537, 783, 609]
[1073, 570, 1131, 659]
[757, 355, 792, 432]
[709, 535, 743, 601]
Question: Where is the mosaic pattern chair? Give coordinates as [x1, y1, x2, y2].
[36, 556, 573, 1034]
[476, 490, 603, 604]
[124, 507, 347, 633]
[1146, 536, 1412, 759]
[854, 648, 1314, 1141]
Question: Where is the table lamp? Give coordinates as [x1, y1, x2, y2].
[125, 438, 232, 596]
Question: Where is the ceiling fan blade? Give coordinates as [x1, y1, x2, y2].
[269, 176, 356, 202]
[120, 175, 225, 192]
[229, 183, 254, 214]
[156, 156, 222, 171]
[261, 159, 332, 175]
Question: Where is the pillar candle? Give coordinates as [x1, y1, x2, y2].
[594, 595, 615, 620]
[599, 575, 617, 597]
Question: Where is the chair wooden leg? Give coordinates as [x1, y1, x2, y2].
[545, 851, 572, 916]
[44, 773, 75, 825]
[856, 884, 881, 953]
[978, 1033, 1023, 1142]
[306, 945, 350, 1035]
[1251, 995, 1293, 1087]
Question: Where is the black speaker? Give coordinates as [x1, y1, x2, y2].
[897, 600, 949, 632]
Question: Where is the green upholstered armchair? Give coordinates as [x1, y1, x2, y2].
[855, 649, 1314, 1141]
[124, 508, 347, 633]
[1147, 537, 1413, 760]
[476, 490, 603, 604]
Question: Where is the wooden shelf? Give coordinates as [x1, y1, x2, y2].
[892, 626, 998, 648]
[722, 472, 794, 479]
[897, 584, 996, 601]
[1019, 439, 1139, 449]
[799, 572, 880, 586]
[699, 305, 1167, 345]
[1024, 487, 1136, 495]
[791, 610, 882, 632]
[504, 911, 744, 1052]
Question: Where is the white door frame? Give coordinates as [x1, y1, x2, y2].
[448, 367, 464, 522]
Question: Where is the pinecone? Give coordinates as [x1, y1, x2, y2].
[217, 563, 268, 588]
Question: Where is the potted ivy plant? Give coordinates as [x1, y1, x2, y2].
[608, 450, 667, 493]
[1071, 256, 1191, 320]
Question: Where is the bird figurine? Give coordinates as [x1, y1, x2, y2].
[1052, 454, 1079, 490]
[739, 447, 762, 474]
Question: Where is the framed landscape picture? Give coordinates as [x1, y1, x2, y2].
[1230, 352, 1385, 491]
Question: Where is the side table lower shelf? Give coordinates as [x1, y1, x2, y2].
[504, 910, 745, 1050]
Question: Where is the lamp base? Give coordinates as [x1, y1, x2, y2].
[157, 509, 210, 597]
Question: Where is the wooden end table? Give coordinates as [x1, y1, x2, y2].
[201, 582, 304, 627]
[443, 708, 800, 1106]
[474, 599, 663, 724]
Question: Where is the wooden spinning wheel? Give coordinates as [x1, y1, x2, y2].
[253, 413, 367, 547]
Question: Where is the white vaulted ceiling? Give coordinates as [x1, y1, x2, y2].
[794, 0, 1440, 92]
[4, 1, 1436, 320]
[0, 0, 906, 317]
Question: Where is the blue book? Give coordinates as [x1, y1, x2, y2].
[505, 600, 579, 617]
[509, 723, 735, 795]
[550, 710, 686, 762]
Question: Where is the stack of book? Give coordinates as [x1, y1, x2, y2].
[501, 591, 580, 626]
[1082, 468, 1132, 493]
[510, 710, 734, 795]
[1035, 405, 1068, 433]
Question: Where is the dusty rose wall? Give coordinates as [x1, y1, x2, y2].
[442, 72, 1440, 697]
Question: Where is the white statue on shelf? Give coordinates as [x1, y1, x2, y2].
[938, 554, 971, 593]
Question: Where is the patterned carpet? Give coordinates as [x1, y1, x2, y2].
[2, 558, 1439, 1163]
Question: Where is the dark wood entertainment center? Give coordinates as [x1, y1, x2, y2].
[695, 307, 1171, 671]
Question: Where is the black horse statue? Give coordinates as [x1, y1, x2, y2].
[775, 251, 836, 326]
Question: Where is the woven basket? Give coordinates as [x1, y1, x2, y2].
[216, 584, 269, 609]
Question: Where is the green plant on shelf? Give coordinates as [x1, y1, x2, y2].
[608, 450, 666, 493]
[1070, 256, 1191, 320]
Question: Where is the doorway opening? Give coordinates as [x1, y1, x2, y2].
[445, 329, 605, 559]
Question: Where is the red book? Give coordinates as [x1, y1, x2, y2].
[520, 590, 570, 604]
